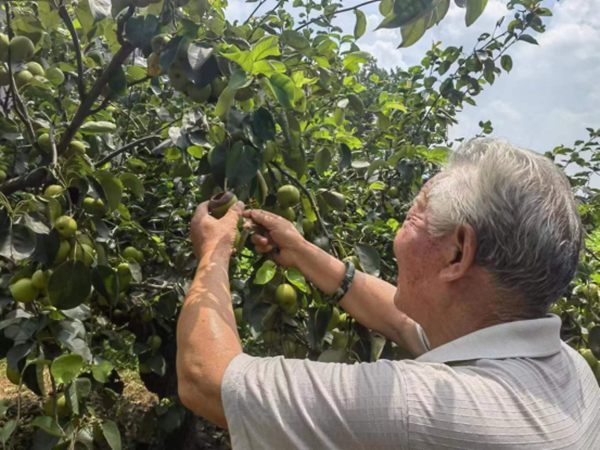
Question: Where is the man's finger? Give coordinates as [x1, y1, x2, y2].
[255, 244, 274, 254]
[194, 202, 210, 220]
[243, 209, 279, 230]
[251, 234, 269, 247]
[223, 201, 244, 224]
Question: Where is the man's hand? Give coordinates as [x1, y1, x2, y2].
[191, 200, 244, 259]
[242, 209, 307, 269]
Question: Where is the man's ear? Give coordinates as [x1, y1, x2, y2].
[439, 223, 477, 282]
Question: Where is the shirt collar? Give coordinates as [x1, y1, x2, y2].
[416, 314, 562, 364]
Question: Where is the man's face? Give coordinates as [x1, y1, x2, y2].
[393, 180, 446, 320]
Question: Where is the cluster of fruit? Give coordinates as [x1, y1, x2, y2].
[0, 34, 64, 88]
[273, 184, 300, 221]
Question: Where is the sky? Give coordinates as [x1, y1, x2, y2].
[225, 0, 599, 156]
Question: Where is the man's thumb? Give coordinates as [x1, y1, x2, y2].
[224, 201, 244, 223]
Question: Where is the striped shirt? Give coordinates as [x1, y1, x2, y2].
[222, 315, 600, 449]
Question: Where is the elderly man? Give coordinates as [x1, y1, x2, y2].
[176, 139, 600, 449]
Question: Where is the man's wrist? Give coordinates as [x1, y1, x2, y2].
[198, 245, 232, 266]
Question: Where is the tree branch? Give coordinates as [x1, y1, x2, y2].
[58, 5, 86, 101]
[244, 0, 267, 25]
[0, 167, 51, 195]
[57, 43, 136, 155]
[295, 0, 380, 31]
[95, 135, 160, 167]
[270, 161, 339, 258]
[88, 96, 111, 116]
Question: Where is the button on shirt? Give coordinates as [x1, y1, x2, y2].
[222, 315, 600, 449]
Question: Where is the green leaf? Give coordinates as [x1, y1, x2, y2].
[380, 0, 393, 16]
[354, 9, 367, 39]
[269, 74, 295, 110]
[518, 34, 539, 45]
[95, 171, 123, 212]
[252, 59, 287, 77]
[255, 260, 277, 285]
[465, 0, 488, 27]
[285, 269, 307, 293]
[92, 359, 114, 383]
[48, 260, 92, 310]
[252, 108, 276, 142]
[369, 181, 386, 190]
[80, 121, 117, 134]
[356, 244, 381, 277]
[0, 223, 36, 262]
[501, 54, 513, 72]
[0, 419, 16, 446]
[343, 51, 370, 73]
[102, 420, 122, 450]
[228, 69, 251, 90]
[314, 148, 332, 175]
[399, 16, 427, 48]
[119, 173, 145, 198]
[214, 87, 236, 119]
[281, 30, 311, 51]
[225, 143, 261, 188]
[66, 377, 92, 416]
[187, 145, 205, 159]
[32, 416, 64, 438]
[51, 353, 83, 384]
[251, 36, 280, 60]
[221, 49, 254, 72]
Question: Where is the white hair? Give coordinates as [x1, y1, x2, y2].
[426, 138, 583, 317]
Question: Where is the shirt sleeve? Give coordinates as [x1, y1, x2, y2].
[221, 353, 410, 450]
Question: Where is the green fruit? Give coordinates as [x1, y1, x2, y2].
[32, 269, 49, 290]
[9, 36, 35, 62]
[46, 67, 65, 86]
[11, 278, 39, 303]
[275, 283, 297, 308]
[73, 244, 95, 266]
[277, 185, 300, 208]
[282, 340, 297, 357]
[87, 51, 103, 65]
[139, 362, 151, 374]
[187, 83, 212, 103]
[55, 240, 71, 264]
[26, 61, 45, 77]
[0, 67, 9, 86]
[281, 300, 298, 317]
[0, 170, 6, 183]
[6, 365, 20, 385]
[263, 141, 277, 163]
[208, 191, 238, 218]
[210, 76, 227, 99]
[44, 184, 63, 196]
[302, 219, 314, 234]
[273, 205, 295, 222]
[235, 86, 254, 102]
[54, 216, 77, 238]
[147, 335, 162, 350]
[167, 66, 190, 92]
[123, 247, 140, 261]
[0, 34, 8, 61]
[332, 330, 353, 350]
[43, 393, 70, 418]
[234, 307, 243, 327]
[117, 262, 131, 278]
[82, 197, 96, 213]
[387, 186, 399, 198]
[151, 34, 171, 53]
[262, 167, 282, 190]
[580, 349, 598, 369]
[68, 140, 86, 155]
[141, 309, 153, 323]
[14, 70, 32, 88]
[338, 312, 349, 330]
[295, 344, 309, 359]
[327, 307, 340, 331]
[38, 133, 52, 151]
[262, 330, 278, 345]
[93, 199, 106, 216]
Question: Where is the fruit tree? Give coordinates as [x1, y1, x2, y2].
[0, 0, 573, 447]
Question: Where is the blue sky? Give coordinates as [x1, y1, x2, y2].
[226, 0, 599, 155]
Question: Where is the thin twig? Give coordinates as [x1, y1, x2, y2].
[88, 96, 111, 116]
[244, 0, 267, 25]
[130, 282, 175, 291]
[95, 135, 159, 167]
[270, 161, 339, 258]
[130, 74, 151, 86]
[58, 5, 86, 100]
[248, 0, 285, 41]
[295, 0, 380, 31]
[57, 43, 136, 155]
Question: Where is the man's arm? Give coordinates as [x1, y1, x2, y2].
[243, 209, 425, 356]
[176, 202, 244, 428]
